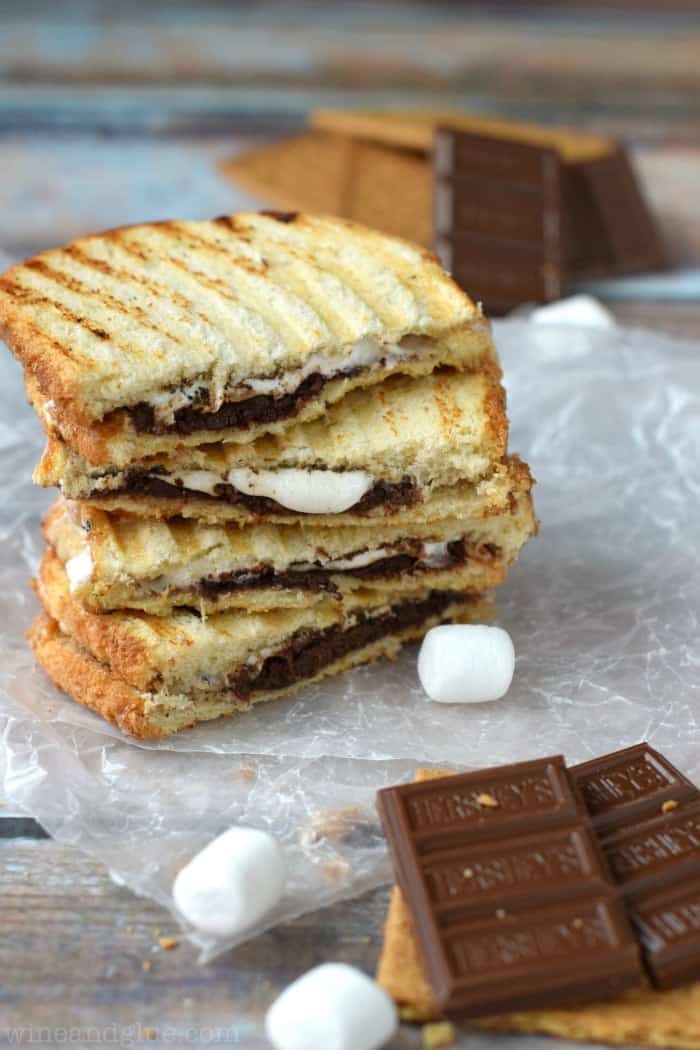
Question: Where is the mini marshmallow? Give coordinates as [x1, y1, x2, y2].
[530, 294, 616, 330]
[418, 624, 515, 703]
[172, 826, 285, 937]
[265, 963, 397, 1050]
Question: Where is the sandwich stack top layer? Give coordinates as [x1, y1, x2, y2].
[0, 211, 494, 465]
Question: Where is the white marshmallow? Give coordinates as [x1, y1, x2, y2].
[65, 546, 93, 591]
[171, 470, 222, 496]
[227, 468, 374, 515]
[265, 963, 397, 1050]
[530, 294, 616, 330]
[418, 624, 515, 703]
[172, 826, 285, 937]
[292, 546, 391, 573]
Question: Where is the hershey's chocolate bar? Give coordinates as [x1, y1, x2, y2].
[572, 743, 698, 837]
[377, 756, 642, 1021]
[433, 129, 563, 314]
[433, 128, 665, 314]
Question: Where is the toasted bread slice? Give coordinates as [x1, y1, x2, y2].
[35, 368, 509, 524]
[31, 564, 491, 738]
[1, 211, 494, 466]
[44, 478, 535, 614]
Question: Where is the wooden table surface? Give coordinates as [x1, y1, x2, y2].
[1, 4, 699, 1047]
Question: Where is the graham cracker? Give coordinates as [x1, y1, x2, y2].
[221, 131, 352, 214]
[377, 768, 700, 1049]
[222, 130, 432, 246]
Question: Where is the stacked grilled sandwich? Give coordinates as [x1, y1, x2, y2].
[0, 211, 536, 738]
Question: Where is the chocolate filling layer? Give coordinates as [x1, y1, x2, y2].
[227, 590, 464, 699]
[130, 370, 341, 435]
[196, 541, 478, 600]
[114, 474, 419, 516]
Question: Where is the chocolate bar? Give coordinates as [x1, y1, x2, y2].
[433, 129, 564, 314]
[434, 128, 666, 314]
[573, 744, 700, 990]
[572, 743, 698, 837]
[377, 756, 643, 1022]
[562, 148, 667, 279]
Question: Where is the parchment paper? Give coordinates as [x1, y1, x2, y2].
[1, 318, 698, 968]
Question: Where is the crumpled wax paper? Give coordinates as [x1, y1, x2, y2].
[0, 318, 699, 962]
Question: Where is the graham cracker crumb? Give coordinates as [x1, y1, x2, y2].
[142, 960, 152, 972]
[661, 799, 679, 813]
[301, 805, 366, 845]
[321, 859, 350, 882]
[401, 1006, 429, 1022]
[239, 766, 257, 781]
[423, 1021, 457, 1049]
[143, 1028, 157, 1041]
[157, 936, 179, 950]
[477, 792, 499, 808]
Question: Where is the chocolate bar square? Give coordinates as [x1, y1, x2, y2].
[571, 743, 698, 837]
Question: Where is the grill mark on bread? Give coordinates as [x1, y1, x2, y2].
[143, 222, 328, 353]
[63, 246, 220, 364]
[196, 218, 391, 333]
[115, 235, 285, 355]
[197, 219, 421, 346]
[259, 211, 299, 224]
[0, 287, 93, 367]
[2, 278, 124, 356]
[240, 213, 425, 325]
[21, 257, 186, 359]
[72, 240, 255, 379]
[205, 221, 384, 338]
[68, 245, 194, 315]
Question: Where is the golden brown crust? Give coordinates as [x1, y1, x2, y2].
[27, 613, 158, 738]
[377, 768, 700, 1048]
[0, 305, 85, 422]
[35, 549, 155, 691]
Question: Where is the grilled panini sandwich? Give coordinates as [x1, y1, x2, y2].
[44, 461, 534, 614]
[1, 209, 535, 738]
[0, 212, 493, 467]
[35, 367, 507, 524]
[31, 551, 491, 738]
